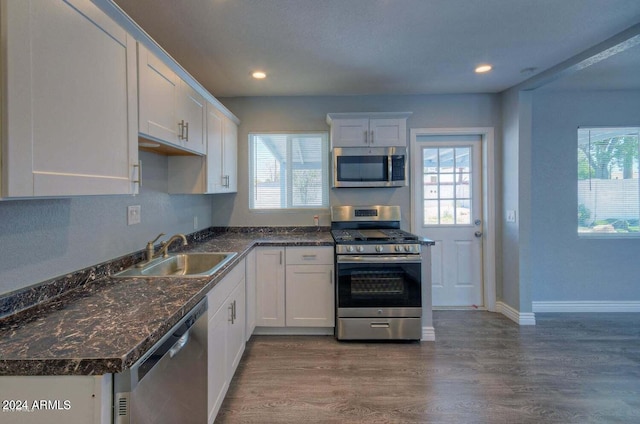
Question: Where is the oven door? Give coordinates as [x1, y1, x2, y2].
[336, 255, 421, 317]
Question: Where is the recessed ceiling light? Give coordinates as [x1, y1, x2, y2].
[252, 71, 267, 79]
[475, 64, 492, 73]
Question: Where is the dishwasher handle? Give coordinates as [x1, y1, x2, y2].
[168, 332, 190, 358]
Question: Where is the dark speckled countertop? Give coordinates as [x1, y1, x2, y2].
[0, 229, 333, 376]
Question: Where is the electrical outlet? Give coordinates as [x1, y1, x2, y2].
[506, 210, 516, 223]
[127, 205, 141, 225]
[193, 216, 198, 230]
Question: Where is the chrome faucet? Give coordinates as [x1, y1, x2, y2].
[157, 233, 188, 258]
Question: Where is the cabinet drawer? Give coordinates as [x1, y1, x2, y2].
[286, 247, 333, 265]
[208, 258, 245, 318]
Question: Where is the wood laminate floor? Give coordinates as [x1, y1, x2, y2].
[216, 311, 640, 423]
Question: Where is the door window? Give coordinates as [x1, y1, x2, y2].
[423, 147, 472, 225]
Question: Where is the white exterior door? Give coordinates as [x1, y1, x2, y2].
[412, 135, 484, 307]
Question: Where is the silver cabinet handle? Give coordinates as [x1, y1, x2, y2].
[364, 130, 368, 144]
[279, 250, 283, 265]
[233, 300, 237, 321]
[184, 121, 189, 141]
[132, 160, 142, 186]
[329, 268, 333, 285]
[178, 120, 185, 140]
[228, 303, 234, 323]
[302, 254, 317, 259]
[223, 175, 230, 188]
[370, 130, 374, 144]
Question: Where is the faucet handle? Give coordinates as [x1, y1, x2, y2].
[149, 233, 165, 245]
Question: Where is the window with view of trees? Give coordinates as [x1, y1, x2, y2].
[249, 132, 329, 210]
[577, 127, 639, 236]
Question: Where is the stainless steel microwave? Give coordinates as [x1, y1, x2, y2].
[332, 147, 407, 188]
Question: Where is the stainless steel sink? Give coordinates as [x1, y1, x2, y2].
[115, 252, 237, 278]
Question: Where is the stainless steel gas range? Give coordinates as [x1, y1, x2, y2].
[331, 205, 422, 341]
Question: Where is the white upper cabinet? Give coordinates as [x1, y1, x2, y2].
[178, 81, 206, 154]
[137, 43, 205, 155]
[205, 107, 238, 193]
[326, 112, 412, 148]
[221, 114, 238, 192]
[1, 0, 139, 197]
[137, 43, 179, 145]
[168, 103, 238, 194]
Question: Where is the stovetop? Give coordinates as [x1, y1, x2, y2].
[331, 228, 419, 244]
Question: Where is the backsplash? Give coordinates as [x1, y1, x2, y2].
[0, 226, 329, 319]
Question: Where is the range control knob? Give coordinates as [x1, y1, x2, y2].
[346, 246, 354, 253]
[394, 245, 402, 252]
[375, 245, 384, 253]
[404, 245, 413, 252]
[356, 246, 364, 253]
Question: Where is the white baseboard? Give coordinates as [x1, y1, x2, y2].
[496, 301, 536, 325]
[421, 326, 435, 341]
[532, 301, 640, 313]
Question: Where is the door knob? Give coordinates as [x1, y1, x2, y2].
[474, 231, 483, 238]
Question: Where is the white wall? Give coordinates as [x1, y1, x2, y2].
[217, 94, 502, 232]
[531, 89, 640, 302]
[0, 151, 214, 296]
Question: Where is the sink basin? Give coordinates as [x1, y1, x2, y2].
[115, 252, 237, 278]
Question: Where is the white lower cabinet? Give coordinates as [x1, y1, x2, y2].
[286, 264, 335, 327]
[255, 247, 286, 326]
[207, 258, 245, 423]
[256, 246, 334, 329]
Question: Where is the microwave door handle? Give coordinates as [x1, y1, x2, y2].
[388, 155, 393, 181]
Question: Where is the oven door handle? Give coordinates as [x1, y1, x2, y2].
[337, 255, 421, 264]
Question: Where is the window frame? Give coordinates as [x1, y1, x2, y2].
[248, 131, 330, 212]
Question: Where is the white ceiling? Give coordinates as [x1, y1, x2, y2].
[112, 0, 640, 97]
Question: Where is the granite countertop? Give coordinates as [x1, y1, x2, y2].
[0, 230, 333, 376]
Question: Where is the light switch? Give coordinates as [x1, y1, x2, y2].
[127, 205, 141, 225]
[506, 210, 516, 223]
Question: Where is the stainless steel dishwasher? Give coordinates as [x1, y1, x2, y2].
[114, 298, 208, 424]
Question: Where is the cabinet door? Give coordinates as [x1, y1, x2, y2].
[255, 248, 286, 327]
[166, 102, 221, 194]
[222, 117, 238, 192]
[227, 280, 246, 376]
[205, 106, 224, 193]
[179, 81, 206, 154]
[330, 118, 370, 147]
[138, 43, 180, 145]
[285, 265, 335, 327]
[369, 118, 406, 147]
[3, 0, 138, 197]
[207, 302, 229, 424]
